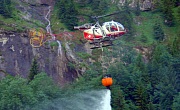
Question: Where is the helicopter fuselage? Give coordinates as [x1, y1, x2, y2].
[83, 21, 126, 41]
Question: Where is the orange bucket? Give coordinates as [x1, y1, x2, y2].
[102, 77, 113, 87]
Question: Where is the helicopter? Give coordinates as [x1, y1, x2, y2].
[74, 12, 126, 49]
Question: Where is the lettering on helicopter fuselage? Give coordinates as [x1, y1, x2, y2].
[87, 35, 92, 38]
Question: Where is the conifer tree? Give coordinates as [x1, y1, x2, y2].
[111, 87, 128, 110]
[0, 0, 12, 17]
[172, 57, 180, 92]
[153, 22, 165, 41]
[133, 81, 149, 110]
[140, 33, 148, 43]
[114, 1, 134, 40]
[133, 54, 145, 72]
[173, 6, 180, 24]
[65, 0, 78, 30]
[0, 76, 36, 110]
[170, 36, 180, 56]
[135, 0, 141, 16]
[172, 93, 180, 110]
[160, 0, 175, 26]
[28, 58, 39, 81]
[57, 0, 66, 20]
[57, 0, 78, 30]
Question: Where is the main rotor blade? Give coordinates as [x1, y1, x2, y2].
[92, 11, 120, 19]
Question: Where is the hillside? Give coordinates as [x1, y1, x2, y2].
[0, 0, 180, 109]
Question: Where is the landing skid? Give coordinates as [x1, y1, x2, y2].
[89, 40, 113, 49]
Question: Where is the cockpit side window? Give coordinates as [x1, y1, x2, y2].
[106, 24, 110, 32]
[118, 26, 122, 31]
[117, 23, 124, 31]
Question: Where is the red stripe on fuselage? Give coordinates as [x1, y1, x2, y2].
[84, 32, 102, 40]
[106, 31, 125, 37]
[84, 31, 126, 41]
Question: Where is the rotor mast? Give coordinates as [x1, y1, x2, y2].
[91, 11, 120, 39]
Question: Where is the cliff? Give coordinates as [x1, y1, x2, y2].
[0, 0, 82, 86]
[0, 0, 154, 85]
[0, 29, 81, 86]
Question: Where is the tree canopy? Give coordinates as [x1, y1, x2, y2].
[0, 73, 60, 109]
[0, 0, 12, 17]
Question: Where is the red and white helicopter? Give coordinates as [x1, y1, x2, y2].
[74, 12, 126, 49]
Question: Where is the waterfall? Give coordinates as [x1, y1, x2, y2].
[56, 40, 62, 56]
[100, 90, 112, 110]
[45, 6, 52, 36]
[33, 89, 112, 110]
[45, 6, 62, 55]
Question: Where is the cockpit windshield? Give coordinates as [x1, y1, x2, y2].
[103, 21, 125, 32]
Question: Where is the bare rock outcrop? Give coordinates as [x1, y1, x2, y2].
[112, 0, 152, 10]
[0, 30, 79, 86]
[13, 0, 55, 24]
[20, 0, 54, 6]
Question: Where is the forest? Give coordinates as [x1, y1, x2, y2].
[0, 0, 180, 109]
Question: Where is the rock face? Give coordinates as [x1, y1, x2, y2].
[0, 0, 82, 86]
[14, 0, 55, 24]
[2, 0, 154, 86]
[0, 30, 79, 86]
[20, 0, 54, 6]
[112, 0, 152, 10]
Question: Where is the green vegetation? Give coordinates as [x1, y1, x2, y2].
[0, 0, 45, 32]
[66, 41, 180, 110]
[76, 52, 91, 60]
[153, 22, 165, 41]
[0, 0, 180, 109]
[28, 58, 39, 81]
[56, 0, 78, 31]
[50, 6, 66, 33]
[0, 73, 60, 110]
[0, 0, 12, 18]
[55, 1, 180, 109]
[54, 0, 110, 30]
[50, 41, 59, 47]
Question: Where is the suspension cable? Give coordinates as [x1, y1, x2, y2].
[100, 43, 106, 75]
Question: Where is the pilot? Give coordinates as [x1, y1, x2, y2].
[111, 25, 118, 31]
